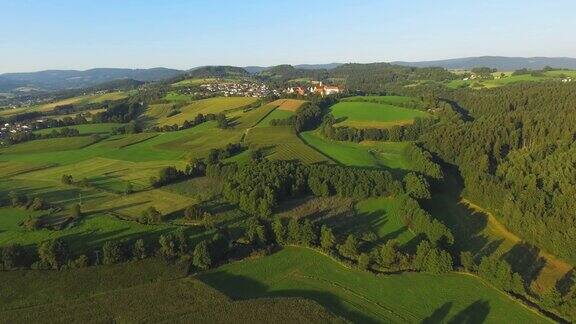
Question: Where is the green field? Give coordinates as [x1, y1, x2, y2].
[34, 123, 122, 135]
[157, 97, 258, 126]
[200, 247, 549, 323]
[330, 100, 429, 129]
[445, 69, 576, 89]
[300, 131, 411, 170]
[246, 126, 330, 164]
[0, 258, 338, 323]
[256, 108, 294, 127]
[0, 136, 100, 155]
[341, 95, 425, 109]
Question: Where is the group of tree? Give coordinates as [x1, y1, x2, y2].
[61, 174, 93, 188]
[397, 195, 454, 246]
[245, 216, 454, 275]
[320, 114, 437, 143]
[5, 191, 50, 212]
[92, 100, 143, 123]
[207, 159, 402, 217]
[4, 126, 82, 146]
[0, 227, 228, 272]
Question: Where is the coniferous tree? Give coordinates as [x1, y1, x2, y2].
[320, 225, 336, 251]
[193, 240, 212, 270]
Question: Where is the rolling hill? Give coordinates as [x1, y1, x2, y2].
[392, 56, 576, 71]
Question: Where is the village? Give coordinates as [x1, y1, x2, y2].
[285, 81, 342, 96]
[176, 80, 280, 98]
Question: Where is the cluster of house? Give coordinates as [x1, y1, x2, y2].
[185, 81, 279, 97]
[285, 81, 342, 96]
[0, 121, 35, 143]
[561, 77, 573, 83]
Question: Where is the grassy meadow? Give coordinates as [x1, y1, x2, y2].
[200, 247, 550, 324]
[330, 101, 429, 129]
[300, 131, 411, 170]
[0, 258, 339, 323]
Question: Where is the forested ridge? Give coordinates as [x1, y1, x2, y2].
[422, 82, 576, 263]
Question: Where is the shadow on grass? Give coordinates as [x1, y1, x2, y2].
[199, 270, 382, 324]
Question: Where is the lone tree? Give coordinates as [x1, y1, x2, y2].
[102, 241, 125, 265]
[272, 218, 286, 245]
[132, 239, 148, 260]
[159, 234, 177, 259]
[1, 244, 25, 269]
[61, 174, 73, 185]
[71, 204, 81, 219]
[320, 225, 336, 251]
[38, 238, 69, 269]
[339, 234, 359, 260]
[193, 240, 212, 270]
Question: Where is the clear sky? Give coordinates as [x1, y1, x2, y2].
[1, 0, 575, 73]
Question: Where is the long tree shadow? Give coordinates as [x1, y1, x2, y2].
[556, 268, 576, 296]
[503, 243, 546, 289]
[420, 164, 491, 255]
[199, 270, 385, 324]
[448, 300, 490, 324]
[421, 302, 453, 324]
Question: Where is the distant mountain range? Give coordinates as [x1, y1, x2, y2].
[3, 57, 576, 93]
[0, 68, 183, 92]
[391, 56, 576, 71]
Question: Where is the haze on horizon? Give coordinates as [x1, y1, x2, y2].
[1, 0, 575, 73]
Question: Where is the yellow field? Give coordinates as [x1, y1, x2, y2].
[272, 99, 307, 112]
[38, 92, 127, 112]
[171, 78, 217, 87]
[157, 97, 258, 126]
[0, 161, 53, 178]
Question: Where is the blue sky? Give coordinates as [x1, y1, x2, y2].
[0, 0, 575, 73]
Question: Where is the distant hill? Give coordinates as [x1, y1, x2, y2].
[185, 66, 250, 78]
[244, 63, 342, 74]
[0, 68, 184, 91]
[392, 56, 576, 71]
[256, 65, 328, 84]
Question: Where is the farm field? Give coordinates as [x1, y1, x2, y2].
[0, 258, 338, 323]
[34, 123, 122, 135]
[14, 157, 186, 192]
[300, 131, 411, 170]
[330, 100, 429, 129]
[200, 247, 549, 323]
[171, 78, 218, 86]
[256, 108, 294, 127]
[445, 69, 576, 89]
[245, 126, 330, 164]
[0, 136, 101, 155]
[273, 98, 307, 111]
[341, 95, 425, 109]
[157, 97, 258, 126]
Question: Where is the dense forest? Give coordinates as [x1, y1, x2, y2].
[421, 82, 576, 263]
